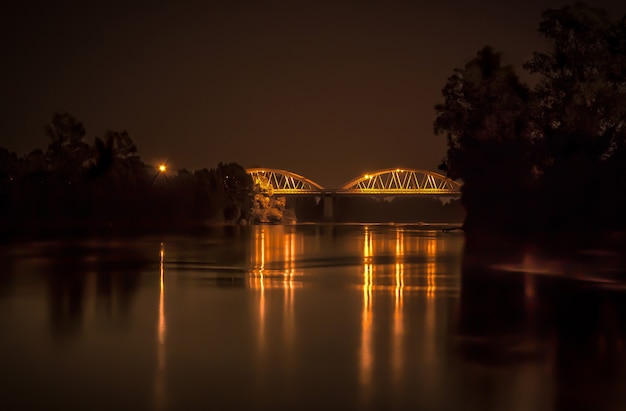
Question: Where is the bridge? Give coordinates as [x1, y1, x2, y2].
[246, 168, 461, 219]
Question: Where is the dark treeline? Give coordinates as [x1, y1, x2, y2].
[435, 3, 626, 240]
[333, 197, 464, 223]
[0, 112, 254, 238]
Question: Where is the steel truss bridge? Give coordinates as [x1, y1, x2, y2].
[246, 167, 461, 196]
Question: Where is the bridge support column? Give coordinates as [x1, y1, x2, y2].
[323, 193, 334, 221]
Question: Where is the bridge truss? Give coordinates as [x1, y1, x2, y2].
[246, 168, 324, 195]
[246, 167, 461, 195]
[339, 168, 460, 195]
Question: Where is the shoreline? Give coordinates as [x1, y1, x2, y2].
[0, 219, 464, 243]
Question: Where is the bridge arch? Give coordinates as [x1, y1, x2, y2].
[340, 168, 461, 194]
[246, 168, 324, 194]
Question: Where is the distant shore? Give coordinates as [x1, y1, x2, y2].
[0, 218, 466, 243]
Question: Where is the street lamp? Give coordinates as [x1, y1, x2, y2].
[152, 162, 169, 184]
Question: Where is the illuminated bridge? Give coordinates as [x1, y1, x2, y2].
[246, 167, 461, 196]
[246, 167, 461, 219]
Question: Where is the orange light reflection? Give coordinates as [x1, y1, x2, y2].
[427, 261, 436, 298]
[360, 227, 373, 390]
[155, 242, 166, 410]
[249, 227, 302, 361]
[283, 230, 295, 346]
[392, 228, 405, 382]
[255, 229, 266, 353]
[426, 237, 437, 297]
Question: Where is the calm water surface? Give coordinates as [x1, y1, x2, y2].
[1, 224, 625, 410]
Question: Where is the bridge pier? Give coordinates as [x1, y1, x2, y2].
[323, 193, 334, 221]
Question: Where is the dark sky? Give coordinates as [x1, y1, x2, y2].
[1, 0, 623, 188]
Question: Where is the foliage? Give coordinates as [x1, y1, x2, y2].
[215, 162, 254, 223]
[435, 47, 535, 231]
[251, 175, 286, 223]
[45, 112, 91, 181]
[525, 3, 626, 229]
[0, 113, 257, 237]
[435, 3, 626, 234]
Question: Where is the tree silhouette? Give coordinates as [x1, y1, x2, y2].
[435, 47, 534, 232]
[216, 162, 253, 223]
[436, 3, 626, 235]
[525, 3, 626, 229]
[45, 112, 90, 182]
[0, 111, 259, 237]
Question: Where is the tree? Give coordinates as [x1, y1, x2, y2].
[251, 175, 272, 223]
[250, 175, 286, 224]
[45, 112, 91, 182]
[266, 196, 286, 224]
[91, 130, 143, 179]
[89, 130, 148, 222]
[215, 162, 254, 223]
[435, 4, 626, 233]
[192, 168, 220, 220]
[434, 47, 535, 232]
[0, 148, 19, 217]
[42, 112, 92, 218]
[524, 3, 626, 228]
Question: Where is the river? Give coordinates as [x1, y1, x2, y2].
[1, 224, 625, 410]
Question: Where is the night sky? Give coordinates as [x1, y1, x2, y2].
[1, 0, 623, 188]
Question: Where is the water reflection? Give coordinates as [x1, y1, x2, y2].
[283, 229, 295, 349]
[393, 229, 404, 385]
[245, 224, 460, 399]
[46, 251, 87, 336]
[249, 225, 301, 286]
[155, 242, 166, 410]
[35, 242, 144, 338]
[249, 226, 301, 359]
[5, 227, 626, 409]
[356, 226, 457, 406]
[458, 245, 626, 411]
[360, 226, 373, 390]
[0, 249, 16, 299]
[4, 226, 465, 409]
[158, 243, 166, 345]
